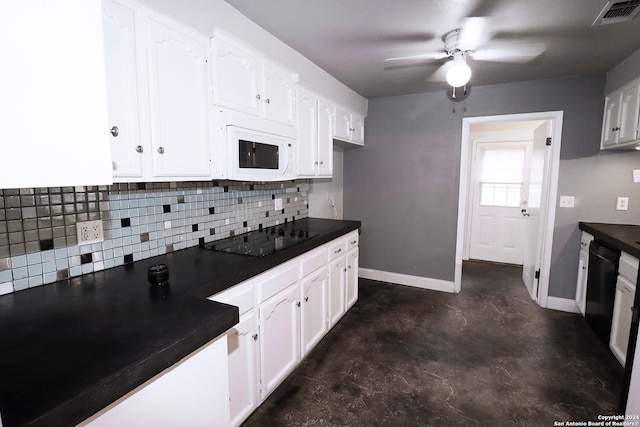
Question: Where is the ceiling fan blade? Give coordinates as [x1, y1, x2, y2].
[470, 43, 546, 63]
[456, 17, 489, 51]
[384, 52, 448, 63]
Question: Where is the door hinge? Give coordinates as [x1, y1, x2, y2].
[534, 269, 540, 279]
[546, 137, 552, 146]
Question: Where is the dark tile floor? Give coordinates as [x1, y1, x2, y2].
[242, 261, 624, 426]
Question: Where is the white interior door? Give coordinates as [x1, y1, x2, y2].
[522, 123, 552, 299]
[469, 142, 532, 265]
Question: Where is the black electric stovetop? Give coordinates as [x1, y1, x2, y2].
[202, 226, 317, 257]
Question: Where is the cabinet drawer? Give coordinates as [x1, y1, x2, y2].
[208, 281, 254, 316]
[328, 239, 347, 261]
[580, 232, 594, 249]
[300, 247, 326, 278]
[255, 263, 298, 303]
[345, 231, 359, 250]
[619, 251, 639, 282]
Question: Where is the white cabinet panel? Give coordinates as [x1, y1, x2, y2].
[328, 255, 347, 327]
[103, 0, 211, 182]
[146, 15, 211, 178]
[0, 0, 112, 189]
[83, 335, 230, 427]
[300, 268, 328, 356]
[601, 79, 640, 149]
[351, 113, 365, 145]
[334, 105, 352, 142]
[296, 90, 319, 177]
[226, 312, 258, 427]
[212, 36, 260, 116]
[103, 0, 145, 178]
[317, 99, 335, 177]
[258, 283, 300, 400]
[262, 62, 295, 126]
[346, 247, 359, 310]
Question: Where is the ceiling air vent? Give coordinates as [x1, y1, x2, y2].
[592, 0, 640, 25]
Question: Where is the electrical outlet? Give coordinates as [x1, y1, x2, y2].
[559, 196, 575, 208]
[76, 220, 104, 245]
[616, 197, 629, 211]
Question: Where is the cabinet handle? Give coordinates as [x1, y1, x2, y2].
[334, 248, 342, 254]
[157, 147, 165, 154]
[252, 334, 258, 341]
[110, 126, 119, 137]
[256, 94, 261, 100]
[304, 297, 309, 302]
[135, 145, 143, 153]
[350, 240, 357, 244]
[265, 98, 271, 104]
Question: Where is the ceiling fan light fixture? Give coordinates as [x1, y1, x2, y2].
[446, 52, 472, 87]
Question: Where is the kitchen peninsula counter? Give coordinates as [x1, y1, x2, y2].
[0, 218, 361, 427]
[579, 222, 640, 258]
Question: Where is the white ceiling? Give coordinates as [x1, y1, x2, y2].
[224, 0, 640, 99]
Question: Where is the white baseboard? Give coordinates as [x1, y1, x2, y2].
[545, 296, 579, 313]
[358, 268, 456, 293]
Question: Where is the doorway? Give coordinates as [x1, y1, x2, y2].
[454, 112, 564, 308]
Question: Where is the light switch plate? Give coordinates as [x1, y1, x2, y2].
[559, 196, 575, 208]
[616, 197, 629, 211]
[633, 169, 640, 183]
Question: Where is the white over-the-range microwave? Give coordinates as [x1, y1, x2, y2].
[212, 110, 297, 182]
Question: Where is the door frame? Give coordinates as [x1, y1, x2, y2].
[454, 111, 564, 308]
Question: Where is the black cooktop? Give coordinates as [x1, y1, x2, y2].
[202, 226, 318, 257]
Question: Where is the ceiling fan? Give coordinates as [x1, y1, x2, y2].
[384, 17, 546, 90]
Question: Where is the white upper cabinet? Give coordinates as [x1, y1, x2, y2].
[212, 32, 296, 127]
[334, 105, 365, 146]
[297, 90, 334, 178]
[317, 99, 335, 176]
[601, 78, 640, 150]
[145, 13, 211, 178]
[103, 0, 145, 178]
[103, 0, 212, 182]
[0, 0, 113, 189]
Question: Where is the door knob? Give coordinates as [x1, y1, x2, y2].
[521, 209, 530, 217]
[110, 126, 119, 137]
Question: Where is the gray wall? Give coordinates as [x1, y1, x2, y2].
[344, 74, 640, 298]
[606, 47, 640, 94]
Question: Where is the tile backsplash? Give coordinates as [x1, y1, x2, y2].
[0, 181, 309, 295]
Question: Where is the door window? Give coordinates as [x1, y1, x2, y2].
[478, 147, 525, 207]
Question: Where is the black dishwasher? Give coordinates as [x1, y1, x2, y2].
[585, 240, 621, 345]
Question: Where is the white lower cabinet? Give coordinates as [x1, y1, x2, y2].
[610, 251, 639, 367]
[208, 231, 359, 426]
[575, 232, 593, 315]
[300, 267, 329, 356]
[81, 334, 230, 427]
[258, 280, 300, 400]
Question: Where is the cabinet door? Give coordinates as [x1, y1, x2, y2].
[146, 15, 211, 178]
[346, 248, 359, 310]
[296, 90, 318, 177]
[300, 269, 328, 356]
[618, 84, 640, 144]
[262, 62, 295, 126]
[103, 0, 146, 179]
[317, 99, 334, 177]
[602, 91, 622, 147]
[351, 112, 365, 145]
[334, 105, 352, 141]
[258, 283, 300, 400]
[226, 312, 258, 427]
[0, 0, 113, 189]
[328, 256, 346, 326]
[576, 248, 589, 316]
[212, 36, 260, 116]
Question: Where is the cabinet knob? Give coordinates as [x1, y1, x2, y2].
[348, 265, 352, 269]
[135, 145, 144, 153]
[252, 334, 258, 341]
[110, 126, 119, 137]
[157, 147, 165, 154]
[304, 296, 309, 302]
[320, 161, 324, 165]
[265, 98, 270, 104]
[296, 301, 301, 307]
[314, 161, 318, 165]
[256, 94, 261, 100]
[344, 268, 347, 272]
[334, 248, 342, 254]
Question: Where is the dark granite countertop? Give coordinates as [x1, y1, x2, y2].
[579, 223, 640, 259]
[0, 218, 360, 427]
